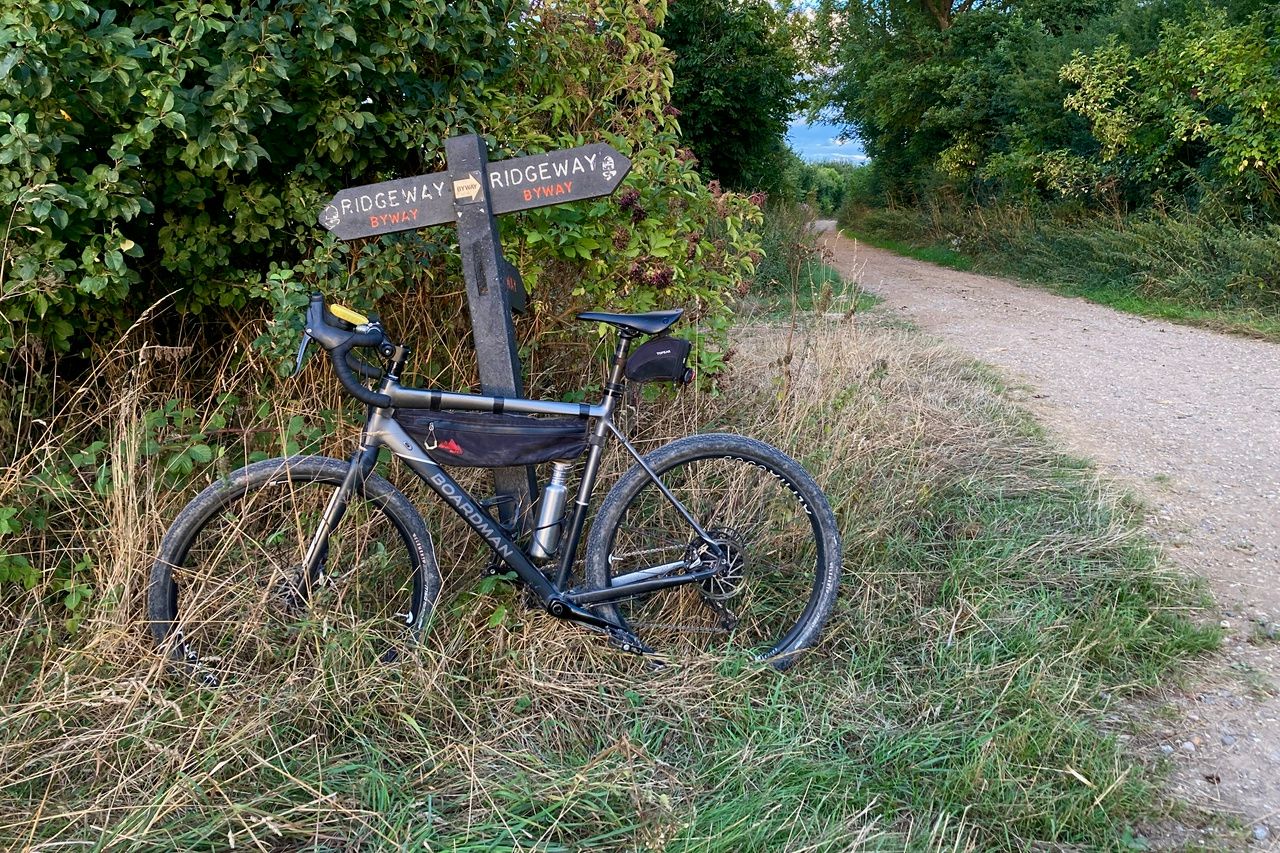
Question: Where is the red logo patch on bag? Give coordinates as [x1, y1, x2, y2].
[438, 438, 464, 455]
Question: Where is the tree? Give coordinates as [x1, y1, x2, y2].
[817, 0, 1279, 205]
[816, 0, 1126, 199]
[659, 0, 801, 191]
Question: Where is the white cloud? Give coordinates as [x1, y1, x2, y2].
[786, 117, 867, 163]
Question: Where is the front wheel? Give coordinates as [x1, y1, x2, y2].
[148, 456, 441, 686]
[584, 434, 841, 669]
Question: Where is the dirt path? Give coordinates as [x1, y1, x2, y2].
[817, 222, 1280, 848]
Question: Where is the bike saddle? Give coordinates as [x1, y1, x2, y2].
[576, 309, 683, 336]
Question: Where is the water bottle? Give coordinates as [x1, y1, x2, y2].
[529, 461, 573, 559]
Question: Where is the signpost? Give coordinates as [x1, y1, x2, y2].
[319, 135, 631, 531]
[320, 142, 631, 241]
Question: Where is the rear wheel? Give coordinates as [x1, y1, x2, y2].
[584, 434, 841, 668]
[148, 456, 440, 686]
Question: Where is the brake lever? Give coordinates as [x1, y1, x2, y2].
[292, 332, 313, 377]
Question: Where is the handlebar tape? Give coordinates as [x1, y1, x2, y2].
[331, 338, 392, 408]
[346, 350, 384, 379]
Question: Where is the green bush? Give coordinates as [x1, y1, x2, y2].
[753, 202, 816, 293]
[0, 0, 760, 361]
[0, 0, 762, 612]
[0, 0, 520, 354]
[1061, 5, 1280, 206]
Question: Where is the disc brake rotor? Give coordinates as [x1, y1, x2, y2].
[689, 527, 747, 601]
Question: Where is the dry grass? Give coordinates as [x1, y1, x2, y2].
[0, 291, 1215, 850]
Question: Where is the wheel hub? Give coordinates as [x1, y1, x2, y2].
[689, 527, 747, 601]
[270, 564, 315, 613]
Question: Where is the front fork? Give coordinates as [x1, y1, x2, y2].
[299, 444, 380, 584]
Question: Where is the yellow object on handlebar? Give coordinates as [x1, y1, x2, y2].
[330, 304, 370, 326]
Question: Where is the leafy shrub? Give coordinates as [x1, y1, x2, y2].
[753, 202, 816, 293]
[1061, 6, 1280, 206]
[0, 0, 760, 361]
[0, 0, 520, 354]
[0, 0, 762, 617]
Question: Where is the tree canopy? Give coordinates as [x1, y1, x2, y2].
[817, 0, 1279, 211]
[659, 0, 801, 192]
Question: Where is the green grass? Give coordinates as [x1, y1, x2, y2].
[841, 206, 1280, 343]
[841, 227, 975, 273]
[1053, 279, 1280, 340]
[756, 259, 883, 319]
[0, 314, 1217, 850]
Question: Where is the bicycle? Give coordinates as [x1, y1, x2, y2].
[148, 294, 842, 685]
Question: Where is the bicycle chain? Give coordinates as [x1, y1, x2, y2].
[610, 543, 684, 563]
[629, 621, 731, 635]
[630, 597, 739, 635]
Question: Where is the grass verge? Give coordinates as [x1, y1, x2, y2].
[839, 227, 974, 274]
[0, 301, 1215, 849]
[755, 259, 882, 320]
[840, 204, 1280, 343]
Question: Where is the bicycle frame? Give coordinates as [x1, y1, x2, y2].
[303, 333, 722, 636]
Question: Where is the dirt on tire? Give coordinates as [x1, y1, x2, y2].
[818, 222, 1280, 849]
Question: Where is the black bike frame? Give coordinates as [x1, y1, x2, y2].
[304, 333, 721, 635]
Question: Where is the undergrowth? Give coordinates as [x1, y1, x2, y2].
[0, 280, 1216, 849]
[840, 201, 1280, 342]
[752, 201, 881, 320]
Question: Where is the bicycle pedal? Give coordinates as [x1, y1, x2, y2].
[606, 627, 654, 656]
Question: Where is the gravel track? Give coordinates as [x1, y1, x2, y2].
[817, 222, 1280, 848]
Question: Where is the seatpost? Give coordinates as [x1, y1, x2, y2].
[606, 332, 635, 394]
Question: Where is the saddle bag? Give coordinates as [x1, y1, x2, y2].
[396, 410, 588, 468]
[625, 335, 693, 384]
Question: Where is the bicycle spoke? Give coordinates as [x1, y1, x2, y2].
[599, 447, 828, 659]
[156, 471, 425, 685]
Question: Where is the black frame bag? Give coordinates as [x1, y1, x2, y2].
[625, 335, 693, 384]
[396, 410, 588, 468]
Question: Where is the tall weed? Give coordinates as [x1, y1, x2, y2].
[0, 304, 1214, 849]
[753, 201, 823, 293]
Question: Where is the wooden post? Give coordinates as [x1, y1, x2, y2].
[445, 134, 536, 530]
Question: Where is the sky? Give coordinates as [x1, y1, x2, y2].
[785, 116, 867, 164]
